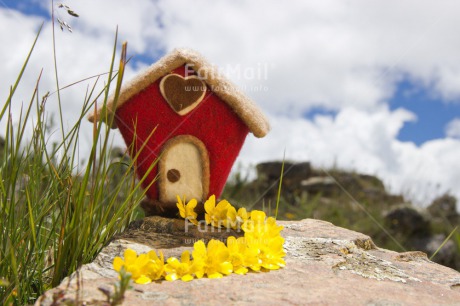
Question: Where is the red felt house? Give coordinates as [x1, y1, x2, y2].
[89, 48, 270, 216]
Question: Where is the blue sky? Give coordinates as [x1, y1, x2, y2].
[390, 79, 460, 144]
[1, 0, 460, 207]
[301, 78, 460, 146]
[1, 0, 48, 17]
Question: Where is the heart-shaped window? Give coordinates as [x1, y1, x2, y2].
[159, 73, 207, 115]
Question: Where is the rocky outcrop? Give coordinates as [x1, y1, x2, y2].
[226, 161, 460, 271]
[428, 194, 459, 225]
[383, 197, 459, 269]
[251, 161, 403, 204]
[384, 205, 431, 237]
[36, 218, 460, 305]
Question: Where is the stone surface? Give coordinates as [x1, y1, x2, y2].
[36, 218, 460, 305]
[117, 216, 243, 248]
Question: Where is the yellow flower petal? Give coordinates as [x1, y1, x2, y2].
[187, 199, 197, 210]
[237, 208, 248, 220]
[127, 264, 141, 279]
[136, 254, 149, 266]
[234, 266, 248, 275]
[208, 272, 223, 279]
[135, 275, 152, 284]
[181, 251, 191, 264]
[124, 249, 137, 265]
[165, 273, 178, 281]
[165, 257, 180, 271]
[262, 264, 280, 270]
[176, 196, 186, 218]
[147, 250, 159, 261]
[248, 264, 261, 272]
[250, 210, 266, 222]
[177, 205, 185, 218]
[181, 274, 194, 282]
[204, 195, 216, 214]
[227, 236, 237, 247]
[276, 258, 286, 268]
[113, 257, 124, 272]
[226, 206, 237, 229]
[205, 213, 212, 225]
[220, 262, 233, 275]
[215, 199, 231, 211]
[193, 240, 207, 257]
[194, 269, 204, 279]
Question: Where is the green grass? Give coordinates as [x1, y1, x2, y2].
[0, 29, 151, 305]
[430, 226, 458, 261]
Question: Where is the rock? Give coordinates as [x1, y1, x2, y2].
[384, 205, 430, 237]
[249, 162, 313, 204]
[301, 176, 337, 195]
[357, 174, 386, 190]
[116, 216, 243, 248]
[36, 218, 460, 305]
[411, 234, 458, 269]
[384, 205, 459, 270]
[256, 161, 311, 184]
[428, 194, 459, 224]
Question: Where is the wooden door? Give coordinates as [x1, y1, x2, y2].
[158, 135, 209, 204]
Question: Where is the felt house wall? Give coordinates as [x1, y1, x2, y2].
[89, 48, 270, 214]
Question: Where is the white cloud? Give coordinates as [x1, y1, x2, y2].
[153, 0, 460, 113]
[240, 108, 460, 206]
[445, 118, 460, 138]
[2, 1, 460, 209]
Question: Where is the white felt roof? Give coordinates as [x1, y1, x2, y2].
[88, 48, 270, 138]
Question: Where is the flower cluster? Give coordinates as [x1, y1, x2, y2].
[113, 195, 286, 283]
[113, 249, 164, 284]
[204, 195, 249, 229]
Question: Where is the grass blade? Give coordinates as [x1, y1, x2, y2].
[430, 226, 458, 261]
[274, 151, 286, 219]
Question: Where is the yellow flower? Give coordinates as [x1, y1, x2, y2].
[176, 196, 198, 225]
[226, 206, 238, 229]
[113, 249, 153, 284]
[242, 211, 286, 270]
[226, 207, 248, 230]
[192, 239, 233, 279]
[246, 234, 286, 270]
[191, 240, 207, 279]
[241, 210, 267, 237]
[237, 208, 249, 224]
[227, 236, 260, 274]
[204, 195, 231, 228]
[164, 251, 195, 282]
[265, 216, 284, 238]
[261, 235, 286, 270]
[145, 250, 165, 281]
[250, 210, 266, 223]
